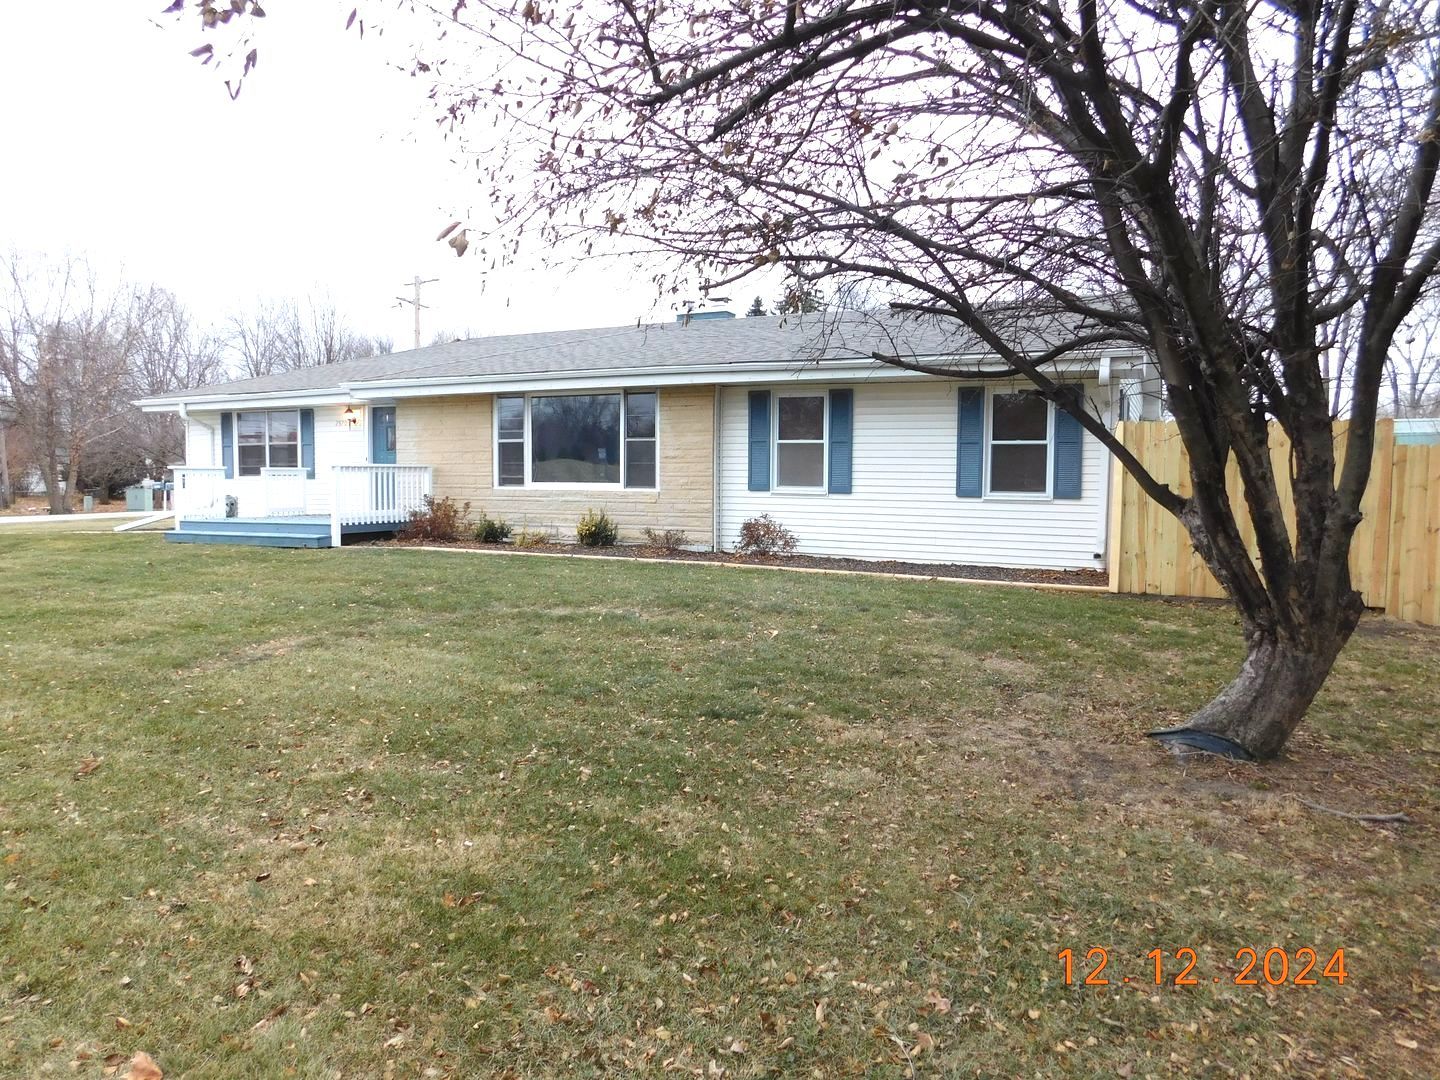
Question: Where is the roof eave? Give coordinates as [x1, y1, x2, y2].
[138, 349, 1151, 410]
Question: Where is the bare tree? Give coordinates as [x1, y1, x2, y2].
[1385, 293, 1440, 417]
[0, 255, 139, 512]
[0, 259, 226, 507]
[91, 287, 228, 489]
[182, 0, 1440, 759]
[226, 299, 298, 379]
[226, 296, 392, 376]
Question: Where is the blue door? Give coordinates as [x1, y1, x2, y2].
[371, 407, 397, 464]
[370, 407, 398, 516]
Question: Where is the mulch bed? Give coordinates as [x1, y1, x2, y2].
[376, 536, 1110, 587]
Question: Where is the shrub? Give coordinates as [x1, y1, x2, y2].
[474, 512, 512, 544]
[641, 527, 691, 551]
[575, 508, 619, 547]
[513, 527, 552, 548]
[398, 496, 470, 542]
[736, 514, 798, 556]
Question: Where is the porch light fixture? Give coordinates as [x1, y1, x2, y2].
[343, 405, 360, 429]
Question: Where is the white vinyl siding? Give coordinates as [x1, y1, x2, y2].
[719, 379, 1109, 570]
[182, 404, 368, 517]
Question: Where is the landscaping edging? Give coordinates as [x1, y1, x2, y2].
[380, 542, 1112, 592]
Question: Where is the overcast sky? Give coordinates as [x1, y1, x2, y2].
[0, 2, 758, 349]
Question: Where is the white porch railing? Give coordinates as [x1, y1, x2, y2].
[172, 467, 228, 523]
[261, 467, 309, 517]
[330, 464, 433, 546]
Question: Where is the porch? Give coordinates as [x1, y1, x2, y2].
[166, 464, 432, 548]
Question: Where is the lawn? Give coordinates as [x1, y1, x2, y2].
[0, 532, 1436, 1078]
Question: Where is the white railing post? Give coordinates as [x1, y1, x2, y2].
[330, 467, 343, 548]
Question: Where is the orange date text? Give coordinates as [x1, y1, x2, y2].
[1058, 946, 1347, 987]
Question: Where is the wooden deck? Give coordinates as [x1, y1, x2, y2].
[165, 516, 404, 549]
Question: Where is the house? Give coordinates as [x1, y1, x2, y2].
[136, 312, 1158, 568]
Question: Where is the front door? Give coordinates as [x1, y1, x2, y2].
[371, 407, 397, 465]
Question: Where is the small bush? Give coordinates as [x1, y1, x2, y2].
[514, 527, 551, 548]
[398, 496, 470, 542]
[641, 527, 691, 551]
[575, 508, 619, 547]
[474, 512, 512, 544]
[736, 514, 798, 556]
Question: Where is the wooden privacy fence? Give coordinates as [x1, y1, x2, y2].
[1106, 419, 1440, 626]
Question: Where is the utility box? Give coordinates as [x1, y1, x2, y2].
[124, 485, 151, 512]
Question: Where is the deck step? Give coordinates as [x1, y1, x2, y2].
[175, 517, 330, 536]
[165, 529, 330, 549]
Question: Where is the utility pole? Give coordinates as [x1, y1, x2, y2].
[396, 275, 439, 350]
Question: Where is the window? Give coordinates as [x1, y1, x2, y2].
[496, 396, 525, 487]
[989, 391, 1049, 493]
[496, 392, 658, 488]
[236, 410, 300, 477]
[532, 394, 621, 483]
[624, 392, 657, 489]
[775, 394, 825, 489]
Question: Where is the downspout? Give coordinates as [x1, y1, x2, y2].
[1095, 360, 1113, 567]
[712, 386, 722, 552]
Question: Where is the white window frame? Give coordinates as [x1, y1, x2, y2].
[494, 395, 527, 488]
[235, 409, 301, 478]
[984, 388, 1053, 499]
[622, 390, 659, 491]
[492, 391, 661, 491]
[772, 391, 828, 493]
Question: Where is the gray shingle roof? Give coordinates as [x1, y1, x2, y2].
[150, 310, 1113, 403]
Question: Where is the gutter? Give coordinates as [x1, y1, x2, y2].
[137, 351, 1150, 411]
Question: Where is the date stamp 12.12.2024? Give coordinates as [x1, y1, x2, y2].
[1059, 947, 1347, 988]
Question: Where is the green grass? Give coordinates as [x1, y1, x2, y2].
[1, 531, 1436, 1078]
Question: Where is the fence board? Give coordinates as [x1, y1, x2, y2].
[1108, 418, 1440, 625]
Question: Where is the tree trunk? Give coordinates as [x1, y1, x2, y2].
[43, 451, 68, 514]
[1148, 467, 1368, 760]
[1153, 593, 1364, 760]
[1192, 620, 1360, 757]
[0, 422, 10, 510]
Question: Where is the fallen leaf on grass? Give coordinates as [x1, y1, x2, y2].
[251, 1004, 287, 1033]
[75, 755, 102, 779]
[3, 852, 19, 865]
[125, 1051, 162, 1079]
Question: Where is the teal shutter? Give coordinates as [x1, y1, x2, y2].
[300, 409, 316, 478]
[748, 390, 771, 492]
[1053, 386, 1083, 499]
[220, 412, 234, 479]
[956, 389, 984, 497]
[828, 389, 853, 494]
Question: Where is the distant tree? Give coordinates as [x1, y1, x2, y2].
[773, 284, 825, 316]
[0, 255, 139, 512]
[92, 287, 227, 489]
[429, 329, 472, 346]
[1386, 294, 1440, 418]
[745, 296, 767, 318]
[226, 297, 392, 376]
